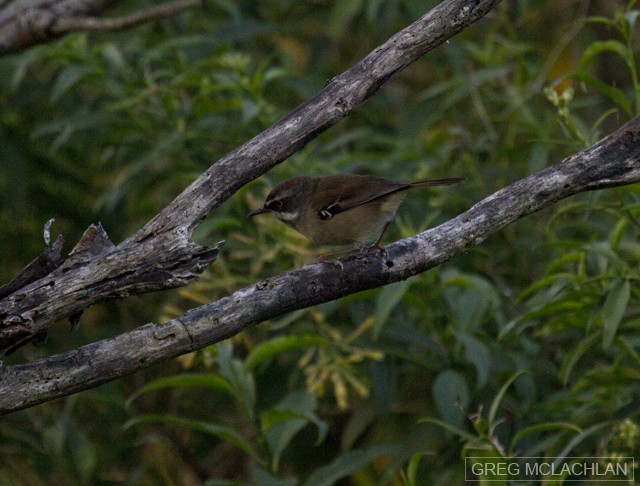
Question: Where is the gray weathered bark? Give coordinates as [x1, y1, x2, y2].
[0, 0, 502, 356]
[0, 0, 201, 55]
[4, 0, 637, 415]
[1, 114, 639, 414]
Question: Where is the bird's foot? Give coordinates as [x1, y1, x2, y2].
[313, 253, 345, 270]
[313, 249, 354, 270]
[313, 243, 389, 270]
[357, 243, 388, 259]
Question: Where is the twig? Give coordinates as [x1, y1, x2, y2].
[0, 0, 203, 54]
[52, 0, 203, 33]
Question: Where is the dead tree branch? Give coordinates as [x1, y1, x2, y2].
[52, 0, 203, 34]
[1, 115, 639, 414]
[0, 0, 202, 55]
[0, 0, 502, 356]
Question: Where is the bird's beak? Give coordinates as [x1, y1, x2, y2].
[248, 207, 269, 217]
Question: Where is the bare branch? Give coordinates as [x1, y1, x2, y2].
[1, 115, 639, 414]
[135, 0, 504, 237]
[0, 0, 501, 355]
[52, 0, 203, 34]
[0, 223, 222, 354]
[0, 0, 201, 54]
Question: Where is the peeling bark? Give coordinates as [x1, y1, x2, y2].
[1, 115, 639, 414]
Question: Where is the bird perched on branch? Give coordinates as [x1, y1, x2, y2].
[249, 174, 463, 254]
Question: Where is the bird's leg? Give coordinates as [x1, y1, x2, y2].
[361, 221, 390, 258]
[313, 247, 356, 269]
[314, 221, 392, 267]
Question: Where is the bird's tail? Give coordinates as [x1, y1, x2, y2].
[409, 177, 464, 188]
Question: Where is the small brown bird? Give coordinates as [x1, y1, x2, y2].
[249, 174, 463, 252]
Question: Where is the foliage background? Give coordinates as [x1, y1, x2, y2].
[0, 0, 639, 484]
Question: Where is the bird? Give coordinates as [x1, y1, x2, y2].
[248, 174, 463, 254]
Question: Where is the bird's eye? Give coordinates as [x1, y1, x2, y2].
[268, 199, 284, 210]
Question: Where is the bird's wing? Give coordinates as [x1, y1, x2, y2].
[314, 175, 409, 220]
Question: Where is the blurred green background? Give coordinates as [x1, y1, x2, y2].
[0, 0, 639, 484]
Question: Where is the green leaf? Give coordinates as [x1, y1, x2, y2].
[51, 65, 91, 102]
[559, 333, 599, 385]
[241, 98, 261, 122]
[10, 49, 42, 90]
[262, 408, 310, 459]
[209, 0, 242, 21]
[619, 335, 640, 365]
[263, 66, 289, 84]
[327, 0, 363, 39]
[339, 401, 377, 452]
[303, 444, 399, 486]
[245, 335, 328, 370]
[67, 422, 97, 483]
[571, 72, 632, 116]
[579, 40, 632, 71]
[126, 373, 235, 407]
[432, 370, 470, 428]
[488, 370, 528, 428]
[624, 9, 640, 30]
[554, 422, 613, 461]
[125, 415, 261, 462]
[253, 466, 298, 486]
[216, 342, 256, 416]
[31, 112, 107, 140]
[372, 279, 413, 339]
[510, 422, 582, 450]
[418, 417, 476, 442]
[405, 452, 426, 486]
[582, 15, 618, 30]
[100, 42, 127, 72]
[610, 218, 629, 250]
[601, 279, 630, 350]
[262, 391, 328, 471]
[518, 273, 573, 301]
[457, 333, 491, 387]
[442, 271, 501, 332]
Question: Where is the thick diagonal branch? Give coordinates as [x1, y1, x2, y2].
[0, 0, 501, 355]
[0, 224, 222, 355]
[1, 116, 639, 415]
[53, 0, 202, 34]
[135, 0, 503, 239]
[0, 0, 201, 55]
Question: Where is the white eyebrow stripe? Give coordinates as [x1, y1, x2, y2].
[275, 210, 298, 222]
